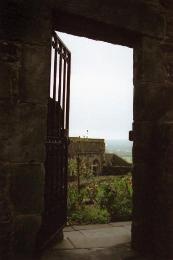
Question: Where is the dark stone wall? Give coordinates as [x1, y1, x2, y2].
[53, 0, 164, 43]
[0, 0, 173, 258]
[0, 1, 52, 257]
[132, 2, 173, 258]
[51, 0, 165, 57]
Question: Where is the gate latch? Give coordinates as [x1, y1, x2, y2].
[129, 130, 134, 141]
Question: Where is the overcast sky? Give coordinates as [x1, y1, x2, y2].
[56, 32, 133, 140]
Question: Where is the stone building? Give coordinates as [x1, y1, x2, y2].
[69, 137, 105, 175]
[1, 0, 173, 259]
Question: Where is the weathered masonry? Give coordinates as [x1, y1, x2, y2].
[69, 137, 105, 175]
[1, 0, 173, 258]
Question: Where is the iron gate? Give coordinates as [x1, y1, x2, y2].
[37, 31, 71, 250]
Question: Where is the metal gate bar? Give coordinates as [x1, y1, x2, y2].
[36, 31, 71, 251]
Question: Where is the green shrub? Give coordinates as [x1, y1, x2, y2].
[69, 206, 110, 224]
[68, 184, 86, 213]
[96, 176, 132, 221]
[68, 175, 132, 224]
[67, 185, 78, 213]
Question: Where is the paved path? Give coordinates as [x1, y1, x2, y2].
[41, 222, 149, 259]
[16, 222, 150, 259]
[54, 221, 131, 250]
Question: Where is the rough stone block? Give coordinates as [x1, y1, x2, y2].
[0, 101, 11, 139]
[134, 37, 164, 84]
[132, 219, 153, 254]
[156, 122, 173, 147]
[0, 41, 21, 100]
[0, 61, 20, 100]
[22, 11, 51, 44]
[0, 2, 51, 44]
[162, 44, 173, 85]
[0, 102, 16, 162]
[133, 143, 156, 164]
[164, 145, 173, 169]
[133, 163, 156, 212]
[55, 1, 164, 39]
[152, 198, 173, 258]
[7, 103, 47, 163]
[10, 163, 44, 214]
[134, 84, 173, 121]
[0, 102, 47, 163]
[133, 140, 173, 258]
[134, 85, 165, 121]
[160, 0, 173, 9]
[165, 15, 173, 42]
[132, 162, 158, 254]
[0, 41, 21, 63]
[161, 88, 173, 121]
[14, 214, 41, 253]
[132, 121, 156, 144]
[0, 164, 14, 259]
[21, 43, 51, 103]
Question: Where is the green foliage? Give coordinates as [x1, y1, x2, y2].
[68, 159, 78, 177]
[97, 176, 132, 220]
[68, 175, 132, 224]
[67, 185, 78, 212]
[85, 180, 98, 204]
[68, 158, 93, 179]
[69, 206, 110, 224]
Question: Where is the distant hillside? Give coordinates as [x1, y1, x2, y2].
[105, 139, 132, 163]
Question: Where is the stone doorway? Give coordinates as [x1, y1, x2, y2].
[50, 7, 168, 256]
[1, 2, 172, 259]
[54, 32, 133, 253]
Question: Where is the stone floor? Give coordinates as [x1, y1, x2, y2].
[54, 221, 131, 250]
[16, 222, 151, 259]
[41, 222, 149, 260]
